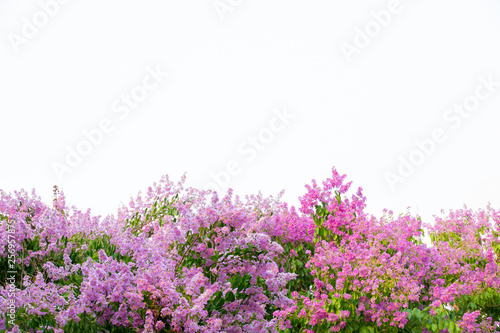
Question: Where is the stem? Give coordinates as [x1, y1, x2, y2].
[175, 233, 201, 273]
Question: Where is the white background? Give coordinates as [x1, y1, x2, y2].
[1, 0, 499, 233]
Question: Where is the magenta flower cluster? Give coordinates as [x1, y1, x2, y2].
[1, 168, 500, 332]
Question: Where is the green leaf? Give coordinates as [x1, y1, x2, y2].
[213, 291, 222, 302]
[360, 327, 374, 333]
[216, 297, 225, 309]
[232, 274, 242, 290]
[225, 291, 235, 302]
[448, 321, 455, 333]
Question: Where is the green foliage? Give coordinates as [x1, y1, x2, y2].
[123, 194, 181, 237]
[454, 289, 500, 325]
[401, 306, 462, 333]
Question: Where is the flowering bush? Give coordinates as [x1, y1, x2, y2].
[1, 168, 499, 332]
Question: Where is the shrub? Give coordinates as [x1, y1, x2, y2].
[1, 168, 500, 332]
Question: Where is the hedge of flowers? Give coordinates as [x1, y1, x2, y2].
[1, 167, 500, 332]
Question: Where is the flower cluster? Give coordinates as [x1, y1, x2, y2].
[1, 168, 500, 332]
